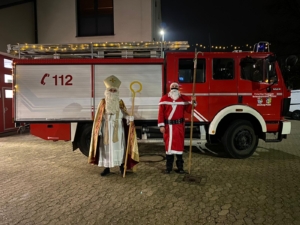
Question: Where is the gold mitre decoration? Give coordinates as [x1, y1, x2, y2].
[104, 75, 121, 89]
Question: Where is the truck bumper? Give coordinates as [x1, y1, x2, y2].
[264, 120, 290, 142]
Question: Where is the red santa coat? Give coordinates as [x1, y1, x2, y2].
[158, 93, 192, 155]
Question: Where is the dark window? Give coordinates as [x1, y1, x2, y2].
[240, 58, 277, 82]
[178, 59, 206, 83]
[213, 58, 234, 80]
[77, 0, 114, 37]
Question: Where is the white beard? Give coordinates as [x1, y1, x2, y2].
[168, 89, 180, 100]
[105, 90, 120, 114]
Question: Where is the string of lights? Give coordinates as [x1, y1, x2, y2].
[6, 41, 270, 58]
[189, 42, 270, 52]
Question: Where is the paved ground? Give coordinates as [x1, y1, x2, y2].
[1, 120, 300, 225]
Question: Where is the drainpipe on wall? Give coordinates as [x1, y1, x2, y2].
[33, 0, 38, 43]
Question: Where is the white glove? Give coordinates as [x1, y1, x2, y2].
[126, 116, 134, 125]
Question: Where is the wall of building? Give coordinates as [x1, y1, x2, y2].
[36, 0, 160, 44]
[0, 2, 35, 52]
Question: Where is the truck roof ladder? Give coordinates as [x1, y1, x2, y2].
[7, 41, 189, 59]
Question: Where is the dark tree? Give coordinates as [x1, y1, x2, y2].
[263, 0, 300, 55]
[263, 0, 300, 89]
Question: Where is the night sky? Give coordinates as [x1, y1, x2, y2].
[161, 0, 266, 49]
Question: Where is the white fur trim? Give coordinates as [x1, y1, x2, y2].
[170, 82, 179, 88]
[166, 150, 183, 155]
[159, 101, 189, 105]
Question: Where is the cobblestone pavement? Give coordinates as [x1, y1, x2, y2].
[1, 121, 300, 225]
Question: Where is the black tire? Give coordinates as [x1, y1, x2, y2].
[291, 110, 300, 120]
[79, 124, 93, 157]
[222, 120, 258, 159]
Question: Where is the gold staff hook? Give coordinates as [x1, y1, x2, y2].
[130, 81, 143, 98]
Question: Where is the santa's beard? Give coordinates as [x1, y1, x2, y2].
[169, 89, 180, 100]
[105, 90, 120, 114]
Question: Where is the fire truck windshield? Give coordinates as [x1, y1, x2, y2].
[240, 57, 277, 83]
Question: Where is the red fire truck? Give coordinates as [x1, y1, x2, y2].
[8, 41, 296, 158]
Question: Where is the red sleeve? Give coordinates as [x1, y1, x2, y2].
[182, 95, 192, 114]
[158, 96, 166, 127]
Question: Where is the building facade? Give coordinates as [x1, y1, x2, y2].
[0, 0, 162, 52]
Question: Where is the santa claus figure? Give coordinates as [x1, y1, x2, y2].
[158, 82, 196, 174]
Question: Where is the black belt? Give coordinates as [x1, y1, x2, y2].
[165, 118, 184, 124]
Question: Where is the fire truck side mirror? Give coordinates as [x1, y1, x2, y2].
[285, 55, 298, 71]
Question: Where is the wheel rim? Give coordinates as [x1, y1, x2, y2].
[294, 111, 300, 119]
[233, 129, 253, 151]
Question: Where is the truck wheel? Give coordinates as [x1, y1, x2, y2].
[79, 124, 93, 157]
[291, 110, 300, 120]
[222, 120, 258, 159]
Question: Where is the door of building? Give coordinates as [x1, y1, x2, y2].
[0, 54, 16, 134]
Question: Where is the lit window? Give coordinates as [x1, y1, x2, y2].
[4, 59, 12, 69]
[5, 90, 13, 98]
[5, 74, 13, 83]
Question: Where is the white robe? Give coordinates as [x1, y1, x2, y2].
[98, 110, 126, 167]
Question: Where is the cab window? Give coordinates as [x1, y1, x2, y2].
[241, 58, 277, 83]
[213, 58, 234, 80]
[178, 58, 206, 83]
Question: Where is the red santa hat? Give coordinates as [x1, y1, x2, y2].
[170, 82, 179, 89]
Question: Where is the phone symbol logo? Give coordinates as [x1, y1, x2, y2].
[41, 73, 50, 85]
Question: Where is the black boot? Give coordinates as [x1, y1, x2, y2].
[164, 155, 174, 174]
[100, 168, 110, 176]
[175, 155, 185, 174]
[120, 163, 124, 176]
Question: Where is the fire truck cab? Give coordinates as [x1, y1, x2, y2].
[9, 41, 293, 159]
